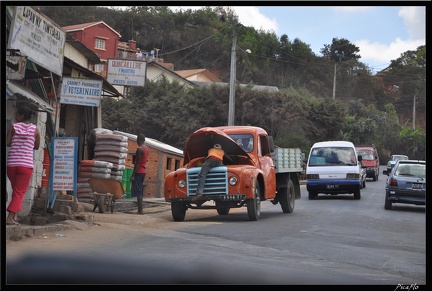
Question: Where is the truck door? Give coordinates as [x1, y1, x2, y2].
[258, 135, 276, 198]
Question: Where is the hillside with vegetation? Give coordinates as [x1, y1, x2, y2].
[39, 6, 426, 161]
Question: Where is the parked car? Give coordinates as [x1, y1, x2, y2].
[383, 160, 426, 210]
[386, 154, 409, 173]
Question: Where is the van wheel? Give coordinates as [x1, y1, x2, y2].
[308, 191, 317, 200]
[247, 183, 261, 221]
[354, 189, 361, 200]
[372, 171, 378, 181]
[279, 179, 295, 213]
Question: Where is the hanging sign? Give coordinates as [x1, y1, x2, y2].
[107, 58, 146, 87]
[7, 6, 65, 76]
[60, 77, 103, 107]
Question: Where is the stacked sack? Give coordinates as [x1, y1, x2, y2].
[77, 160, 114, 201]
[92, 131, 128, 181]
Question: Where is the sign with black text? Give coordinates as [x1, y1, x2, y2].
[49, 137, 77, 198]
[107, 59, 146, 87]
[7, 6, 65, 76]
[60, 77, 102, 107]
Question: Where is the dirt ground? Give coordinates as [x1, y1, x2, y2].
[6, 203, 173, 261]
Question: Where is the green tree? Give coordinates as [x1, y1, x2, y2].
[321, 38, 361, 100]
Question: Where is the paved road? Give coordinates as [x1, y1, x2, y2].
[6, 166, 426, 285]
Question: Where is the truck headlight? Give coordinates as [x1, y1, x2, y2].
[178, 180, 186, 188]
[229, 176, 238, 186]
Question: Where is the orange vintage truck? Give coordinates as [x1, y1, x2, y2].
[164, 126, 303, 221]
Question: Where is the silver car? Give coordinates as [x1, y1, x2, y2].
[386, 154, 409, 173]
[383, 160, 426, 210]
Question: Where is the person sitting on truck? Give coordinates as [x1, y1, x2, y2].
[193, 144, 232, 200]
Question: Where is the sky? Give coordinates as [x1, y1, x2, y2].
[169, 5, 426, 75]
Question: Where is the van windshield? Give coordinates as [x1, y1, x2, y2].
[356, 150, 374, 160]
[309, 147, 357, 166]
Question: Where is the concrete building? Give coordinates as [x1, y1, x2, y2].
[113, 131, 184, 198]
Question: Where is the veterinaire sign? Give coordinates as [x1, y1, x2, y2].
[60, 77, 103, 107]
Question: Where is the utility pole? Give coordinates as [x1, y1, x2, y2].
[332, 63, 337, 100]
[228, 24, 237, 126]
[412, 92, 417, 130]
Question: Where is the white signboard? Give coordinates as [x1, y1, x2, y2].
[7, 6, 66, 76]
[107, 59, 146, 87]
[60, 77, 103, 107]
[50, 137, 78, 192]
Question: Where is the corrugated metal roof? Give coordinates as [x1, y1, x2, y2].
[6, 80, 54, 113]
[113, 130, 183, 156]
[193, 81, 279, 92]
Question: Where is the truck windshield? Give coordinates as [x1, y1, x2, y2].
[309, 147, 357, 166]
[228, 134, 253, 153]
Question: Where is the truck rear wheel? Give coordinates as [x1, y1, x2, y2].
[279, 179, 295, 213]
[171, 201, 187, 221]
[247, 183, 261, 221]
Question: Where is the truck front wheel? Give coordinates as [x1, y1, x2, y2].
[279, 179, 295, 213]
[171, 201, 187, 221]
[247, 183, 261, 221]
[216, 201, 231, 215]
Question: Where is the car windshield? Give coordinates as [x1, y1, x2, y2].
[391, 155, 408, 162]
[309, 147, 357, 166]
[395, 163, 426, 178]
[357, 150, 374, 160]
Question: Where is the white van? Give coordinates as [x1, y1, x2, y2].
[306, 141, 362, 200]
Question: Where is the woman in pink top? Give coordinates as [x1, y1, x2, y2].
[6, 105, 40, 225]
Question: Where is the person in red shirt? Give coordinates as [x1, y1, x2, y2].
[193, 144, 232, 200]
[130, 133, 149, 214]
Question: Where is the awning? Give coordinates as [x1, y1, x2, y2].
[63, 58, 123, 98]
[6, 80, 54, 113]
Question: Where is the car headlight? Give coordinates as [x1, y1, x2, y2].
[229, 176, 238, 186]
[178, 180, 186, 188]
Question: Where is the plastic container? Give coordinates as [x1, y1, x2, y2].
[122, 181, 132, 198]
[41, 148, 50, 188]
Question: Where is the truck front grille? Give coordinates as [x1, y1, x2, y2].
[186, 166, 228, 197]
